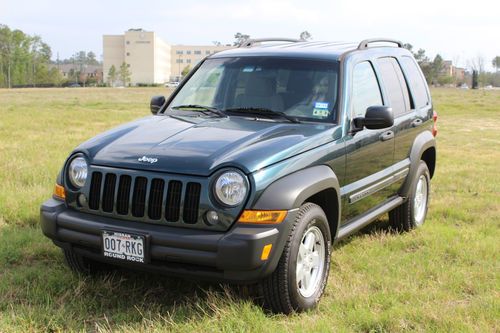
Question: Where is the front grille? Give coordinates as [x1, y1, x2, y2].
[88, 171, 202, 225]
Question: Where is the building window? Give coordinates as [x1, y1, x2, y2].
[186, 59, 191, 63]
[126, 41, 130, 44]
[206, 50, 211, 55]
[127, 64, 130, 67]
[176, 50, 183, 55]
[186, 50, 191, 55]
[194, 50, 201, 55]
[126, 52, 130, 56]
[176, 59, 183, 63]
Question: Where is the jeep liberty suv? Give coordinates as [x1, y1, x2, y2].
[41, 38, 437, 314]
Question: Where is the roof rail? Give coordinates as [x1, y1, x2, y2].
[239, 37, 303, 48]
[357, 38, 403, 50]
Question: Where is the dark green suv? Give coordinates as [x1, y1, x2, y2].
[41, 38, 437, 314]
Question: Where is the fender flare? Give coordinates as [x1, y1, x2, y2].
[400, 130, 436, 197]
[252, 165, 341, 235]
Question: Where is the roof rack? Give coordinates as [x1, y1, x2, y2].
[357, 38, 403, 50]
[239, 37, 303, 48]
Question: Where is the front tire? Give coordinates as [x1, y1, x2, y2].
[260, 203, 331, 314]
[389, 161, 431, 231]
[63, 248, 107, 275]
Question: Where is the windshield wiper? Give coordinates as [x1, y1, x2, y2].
[172, 104, 227, 117]
[224, 107, 301, 123]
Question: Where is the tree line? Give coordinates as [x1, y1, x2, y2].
[0, 24, 61, 88]
[0, 24, 106, 88]
[1, 24, 499, 88]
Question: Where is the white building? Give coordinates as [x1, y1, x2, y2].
[103, 29, 232, 85]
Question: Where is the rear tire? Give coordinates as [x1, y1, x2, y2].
[260, 203, 331, 314]
[389, 161, 431, 232]
[63, 248, 107, 275]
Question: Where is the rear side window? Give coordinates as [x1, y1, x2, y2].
[351, 61, 382, 118]
[400, 56, 429, 109]
[376, 57, 411, 116]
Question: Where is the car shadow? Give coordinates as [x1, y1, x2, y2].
[75, 217, 397, 316]
[332, 217, 399, 249]
[0, 217, 400, 328]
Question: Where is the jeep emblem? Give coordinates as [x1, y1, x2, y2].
[138, 156, 158, 164]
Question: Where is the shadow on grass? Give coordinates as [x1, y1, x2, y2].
[0, 217, 399, 329]
[0, 225, 262, 330]
[333, 217, 401, 249]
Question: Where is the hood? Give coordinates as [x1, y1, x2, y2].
[77, 115, 341, 176]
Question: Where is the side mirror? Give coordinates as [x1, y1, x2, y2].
[150, 95, 166, 115]
[353, 106, 394, 130]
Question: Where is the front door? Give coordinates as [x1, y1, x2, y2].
[342, 61, 395, 223]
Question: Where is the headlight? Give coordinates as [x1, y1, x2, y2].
[214, 171, 248, 206]
[68, 156, 88, 188]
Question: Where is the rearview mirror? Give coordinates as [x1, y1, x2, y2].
[150, 95, 166, 115]
[353, 106, 394, 130]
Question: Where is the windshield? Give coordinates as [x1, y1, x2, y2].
[168, 57, 339, 123]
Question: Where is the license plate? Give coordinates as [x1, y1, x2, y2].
[102, 231, 145, 263]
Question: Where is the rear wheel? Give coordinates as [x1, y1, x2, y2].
[390, 161, 431, 231]
[63, 248, 107, 275]
[260, 203, 331, 314]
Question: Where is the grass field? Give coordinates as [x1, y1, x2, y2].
[0, 87, 499, 332]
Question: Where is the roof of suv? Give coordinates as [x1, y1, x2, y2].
[211, 39, 410, 62]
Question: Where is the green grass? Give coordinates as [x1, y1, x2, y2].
[0, 87, 499, 332]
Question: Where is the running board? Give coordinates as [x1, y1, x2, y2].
[337, 196, 404, 240]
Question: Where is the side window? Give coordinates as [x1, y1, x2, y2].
[376, 57, 411, 116]
[400, 56, 429, 109]
[351, 61, 383, 118]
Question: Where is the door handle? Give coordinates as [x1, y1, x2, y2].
[380, 130, 394, 141]
[411, 118, 423, 127]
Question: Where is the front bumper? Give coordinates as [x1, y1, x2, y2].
[41, 199, 297, 282]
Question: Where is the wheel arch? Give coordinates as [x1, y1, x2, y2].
[302, 188, 339, 242]
[400, 130, 436, 197]
[421, 146, 436, 179]
[252, 165, 341, 239]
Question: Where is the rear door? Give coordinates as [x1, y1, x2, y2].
[375, 57, 413, 163]
[396, 56, 433, 162]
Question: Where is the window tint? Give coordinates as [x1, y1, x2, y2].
[400, 56, 429, 109]
[377, 57, 411, 115]
[351, 61, 382, 118]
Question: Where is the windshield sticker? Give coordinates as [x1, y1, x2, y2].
[314, 102, 329, 109]
[242, 66, 255, 72]
[313, 108, 330, 117]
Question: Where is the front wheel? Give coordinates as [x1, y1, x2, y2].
[63, 248, 108, 275]
[260, 203, 331, 314]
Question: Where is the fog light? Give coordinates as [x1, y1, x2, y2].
[77, 194, 87, 207]
[205, 210, 220, 226]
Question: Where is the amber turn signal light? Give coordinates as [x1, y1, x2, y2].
[238, 210, 287, 224]
[261, 244, 273, 261]
[53, 183, 66, 200]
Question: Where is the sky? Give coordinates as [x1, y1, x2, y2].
[1, 0, 499, 70]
